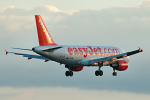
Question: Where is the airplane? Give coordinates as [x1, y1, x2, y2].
[5, 15, 143, 77]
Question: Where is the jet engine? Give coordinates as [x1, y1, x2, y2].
[110, 60, 128, 71]
[65, 65, 84, 72]
[72, 66, 84, 71]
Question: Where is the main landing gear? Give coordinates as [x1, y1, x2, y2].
[95, 62, 103, 76]
[65, 65, 73, 77]
[95, 70, 103, 76]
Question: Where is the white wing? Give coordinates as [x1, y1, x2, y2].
[86, 47, 143, 65]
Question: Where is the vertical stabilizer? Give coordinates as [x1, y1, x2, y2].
[35, 15, 57, 46]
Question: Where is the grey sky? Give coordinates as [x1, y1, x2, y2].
[1, 0, 144, 10]
[0, 0, 150, 99]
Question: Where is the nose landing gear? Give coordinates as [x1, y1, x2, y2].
[112, 69, 117, 76]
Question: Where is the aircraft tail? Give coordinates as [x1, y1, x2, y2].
[35, 15, 57, 46]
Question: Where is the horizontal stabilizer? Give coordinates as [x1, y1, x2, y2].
[12, 48, 32, 51]
[5, 51, 50, 61]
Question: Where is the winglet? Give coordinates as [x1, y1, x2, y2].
[138, 47, 143, 52]
[5, 50, 8, 55]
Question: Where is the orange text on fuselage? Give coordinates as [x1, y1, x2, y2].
[67, 46, 120, 56]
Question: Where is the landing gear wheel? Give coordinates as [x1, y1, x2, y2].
[113, 72, 117, 76]
[99, 70, 103, 76]
[65, 71, 70, 76]
[95, 70, 99, 76]
[95, 70, 103, 76]
[70, 71, 73, 76]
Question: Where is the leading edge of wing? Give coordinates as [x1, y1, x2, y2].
[5, 51, 50, 61]
[88, 47, 143, 65]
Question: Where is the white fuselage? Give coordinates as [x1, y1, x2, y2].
[33, 45, 129, 66]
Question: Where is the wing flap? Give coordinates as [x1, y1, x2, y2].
[89, 47, 143, 65]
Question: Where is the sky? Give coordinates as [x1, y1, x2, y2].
[0, 0, 144, 10]
[0, 0, 150, 100]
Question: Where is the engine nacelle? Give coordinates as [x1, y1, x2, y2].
[72, 66, 84, 71]
[110, 60, 128, 71]
[65, 65, 84, 72]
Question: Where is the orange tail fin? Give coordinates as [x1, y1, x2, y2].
[35, 15, 57, 46]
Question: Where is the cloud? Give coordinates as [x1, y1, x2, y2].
[0, 87, 150, 100]
[40, 5, 61, 12]
[136, 0, 150, 8]
[1, 5, 16, 13]
[0, 5, 78, 31]
[1, 15, 33, 31]
[0, 5, 78, 15]
[39, 5, 78, 15]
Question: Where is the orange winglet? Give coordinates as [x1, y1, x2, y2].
[5, 50, 8, 55]
[138, 47, 142, 52]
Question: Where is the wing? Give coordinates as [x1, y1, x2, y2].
[5, 50, 50, 62]
[88, 47, 143, 65]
